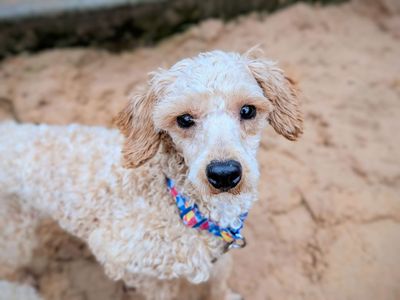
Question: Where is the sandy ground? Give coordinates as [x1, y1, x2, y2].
[1, 1, 400, 299]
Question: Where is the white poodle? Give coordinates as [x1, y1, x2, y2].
[0, 49, 302, 299]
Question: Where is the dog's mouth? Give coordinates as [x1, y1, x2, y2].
[207, 181, 243, 195]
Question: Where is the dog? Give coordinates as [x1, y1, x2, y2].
[0, 49, 302, 299]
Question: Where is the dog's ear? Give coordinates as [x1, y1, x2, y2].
[115, 85, 161, 168]
[245, 51, 303, 141]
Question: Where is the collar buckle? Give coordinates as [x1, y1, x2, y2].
[225, 237, 247, 252]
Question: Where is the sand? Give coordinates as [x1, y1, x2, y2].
[0, 1, 400, 299]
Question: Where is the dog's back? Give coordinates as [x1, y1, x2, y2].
[0, 122, 124, 206]
[0, 122, 127, 274]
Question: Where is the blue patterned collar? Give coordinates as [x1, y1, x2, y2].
[166, 178, 247, 250]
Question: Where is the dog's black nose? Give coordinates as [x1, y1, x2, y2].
[206, 160, 242, 191]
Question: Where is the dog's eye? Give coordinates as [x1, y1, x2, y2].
[240, 105, 257, 120]
[177, 114, 195, 128]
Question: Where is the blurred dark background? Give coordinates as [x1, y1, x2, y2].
[0, 0, 344, 59]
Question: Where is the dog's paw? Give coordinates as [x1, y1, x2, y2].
[226, 291, 244, 300]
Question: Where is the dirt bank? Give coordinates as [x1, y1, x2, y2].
[0, 1, 399, 299]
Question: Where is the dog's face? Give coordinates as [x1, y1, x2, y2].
[116, 50, 302, 226]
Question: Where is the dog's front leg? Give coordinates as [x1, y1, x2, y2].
[206, 253, 243, 300]
[120, 255, 242, 300]
[124, 274, 222, 300]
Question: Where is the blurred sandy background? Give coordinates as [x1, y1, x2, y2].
[0, 0, 400, 299]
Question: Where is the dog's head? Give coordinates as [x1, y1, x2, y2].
[116, 50, 302, 226]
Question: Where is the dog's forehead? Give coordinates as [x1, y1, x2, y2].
[165, 51, 262, 96]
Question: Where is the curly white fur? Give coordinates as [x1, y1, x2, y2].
[0, 49, 302, 299]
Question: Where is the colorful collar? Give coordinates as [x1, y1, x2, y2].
[166, 178, 247, 250]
